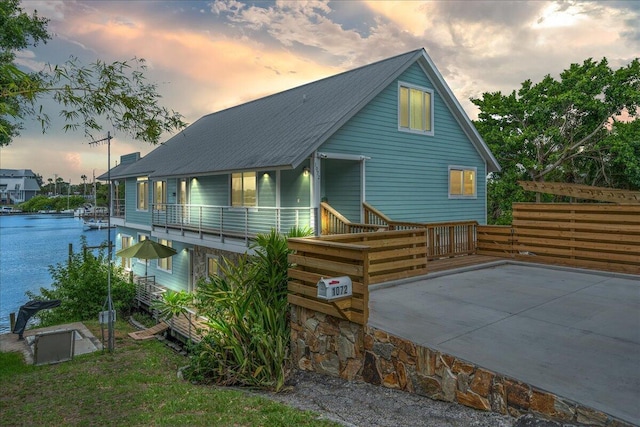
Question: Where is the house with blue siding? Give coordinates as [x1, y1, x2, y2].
[102, 48, 500, 293]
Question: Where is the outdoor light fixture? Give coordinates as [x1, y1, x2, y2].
[303, 167, 310, 177]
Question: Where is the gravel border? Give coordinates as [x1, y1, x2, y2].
[251, 370, 578, 427]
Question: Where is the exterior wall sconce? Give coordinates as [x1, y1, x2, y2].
[303, 167, 310, 177]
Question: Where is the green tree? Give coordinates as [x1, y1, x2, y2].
[594, 119, 640, 189]
[0, 0, 185, 146]
[473, 57, 640, 223]
[26, 237, 135, 326]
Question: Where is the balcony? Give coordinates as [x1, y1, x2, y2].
[152, 204, 317, 244]
[112, 198, 125, 218]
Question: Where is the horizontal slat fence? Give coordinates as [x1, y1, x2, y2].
[477, 225, 514, 257]
[288, 229, 428, 325]
[510, 203, 640, 274]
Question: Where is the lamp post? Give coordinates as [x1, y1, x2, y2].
[89, 131, 114, 352]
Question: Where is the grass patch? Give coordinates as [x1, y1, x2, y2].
[0, 321, 338, 427]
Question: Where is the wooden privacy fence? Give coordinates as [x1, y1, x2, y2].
[477, 203, 640, 275]
[288, 229, 428, 325]
[477, 225, 514, 257]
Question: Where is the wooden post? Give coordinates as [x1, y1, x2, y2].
[10, 312, 16, 332]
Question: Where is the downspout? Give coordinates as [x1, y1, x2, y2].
[361, 159, 366, 223]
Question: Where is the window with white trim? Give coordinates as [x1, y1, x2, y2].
[206, 254, 219, 279]
[157, 239, 172, 271]
[136, 177, 148, 211]
[231, 172, 256, 207]
[154, 180, 167, 211]
[120, 235, 133, 270]
[398, 82, 433, 135]
[449, 166, 477, 198]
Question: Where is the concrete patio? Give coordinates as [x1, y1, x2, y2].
[369, 262, 640, 425]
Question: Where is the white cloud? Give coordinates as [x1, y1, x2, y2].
[6, 0, 639, 180]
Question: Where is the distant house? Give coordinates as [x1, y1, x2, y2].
[0, 169, 41, 204]
[102, 48, 500, 292]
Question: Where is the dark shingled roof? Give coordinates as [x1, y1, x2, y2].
[105, 48, 499, 180]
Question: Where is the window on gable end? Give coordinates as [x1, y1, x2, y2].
[449, 166, 477, 198]
[399, 83, 433, 135]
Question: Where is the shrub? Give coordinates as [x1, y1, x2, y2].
[161, 228, 310, 391]
[26, 237, 135, 327]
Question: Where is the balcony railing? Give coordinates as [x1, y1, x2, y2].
[112, 199, 125, 218]
[152, 204, 317, 243]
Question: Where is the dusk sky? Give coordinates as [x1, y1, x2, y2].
[2, 0, 639, 184]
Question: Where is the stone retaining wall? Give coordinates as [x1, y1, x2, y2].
[290, 305, 631, 427]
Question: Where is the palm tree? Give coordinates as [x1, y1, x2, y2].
[47, 178, 53, 194]
[55, 177, 63, 196]
[81, 174, 87, 195]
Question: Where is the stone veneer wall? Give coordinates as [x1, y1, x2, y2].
[192, 246, 242, 284]
[290, 305, 631, 427]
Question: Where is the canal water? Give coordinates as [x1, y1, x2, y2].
[0, 214, 114, 333]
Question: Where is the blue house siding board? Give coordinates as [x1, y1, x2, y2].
[319, 62, 488, 224]
[321, 159, 361, 222]
[125, 177, 151, 225]
[153, 239, 190, 292]
[166, 179, 178, 204]
[280, 163, 310, 208]
[257, 171, 276, 207]
[190, 175, 228, 206]
[113, 226, 190, 291]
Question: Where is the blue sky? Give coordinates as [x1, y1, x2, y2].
[2, 0, 639, 183]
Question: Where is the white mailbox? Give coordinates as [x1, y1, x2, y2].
[317, 276, 352, 301]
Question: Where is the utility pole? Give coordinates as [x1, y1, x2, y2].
[89, 131, 114, 352]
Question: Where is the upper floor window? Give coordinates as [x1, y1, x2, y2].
[157, 239, 172, 271]
[136, 177, 148, 211]
[398, 82, 433, 135]
[154, 181, 167, 211]
[231, 172, 256, 207]
[449, 166, 477, 198]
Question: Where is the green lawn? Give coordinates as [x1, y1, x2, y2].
[0, 321, 338, 427]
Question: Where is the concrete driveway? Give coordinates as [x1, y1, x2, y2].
[369, 262, 640, 425]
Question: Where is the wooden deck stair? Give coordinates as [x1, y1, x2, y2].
[128, 321, 169, 340]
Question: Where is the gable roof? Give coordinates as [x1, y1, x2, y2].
[106, 48, 499, 180]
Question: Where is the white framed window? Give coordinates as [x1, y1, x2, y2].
[120, 235, 133, 270]
[398, 82, 434, 135]
[231, 172, 256, 207]
[157, 239, 172, 272]
[206, 255, 219, 279]
[136, 177, 148, 211]
[154, 180, 167, 211]
[448, 166, 477, 198]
